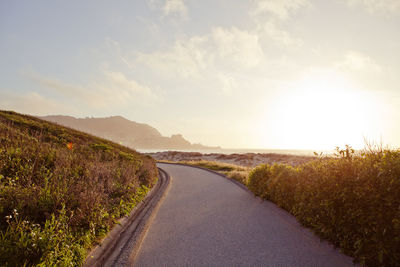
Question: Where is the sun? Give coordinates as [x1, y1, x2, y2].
[258, 69, 382, 150]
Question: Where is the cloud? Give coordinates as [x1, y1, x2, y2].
[0, 91, 75, 116]
[105, 38, 136, 70]
[24, 70, 159, 109]
[136, 26, 264, 81]
[257, 21, 303, 47]
[136, 35, 209, 79]
[346, 0, 400, 14]
[335, 51, 382, 73]
[217, 73, 237, 95]
[251, 0, 310, 20]
[102, 71, 158, 101]
[26, 71, 85, 98]
[250, 1, 306, 48]
[163, 0, 187, 18]
[211, 27, 264, 69]
[147, 0, 188, 19]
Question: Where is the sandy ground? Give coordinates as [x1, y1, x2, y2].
[133, 163, 354, 267]
[147, 151, 316, 167]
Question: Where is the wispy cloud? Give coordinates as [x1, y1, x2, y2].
[163, 0, 188, 19]
[217, 73, 237, 95]
[0, 91, 75, 116]
[346, 0, 400, 14]
[147, 0, 188, 20]
[105, 38, 136, 70]
[136, 35, 208, 79]
[251, 0, 310, 20]
[136, 26, 264, 80]
[250, 0, 306, 48]
[257, 20, 303, 47]
[102, 71, 158, 101]
[24, 70, 159, 109]
[134, 26, 264, 95]
[335, 51, 382, 73]
[211, 27, 264, 69]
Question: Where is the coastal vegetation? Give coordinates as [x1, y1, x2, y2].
[0, 110, 158, 266]
[159, 160, 250, 185]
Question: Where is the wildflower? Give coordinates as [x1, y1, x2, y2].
[67, 142, 74, 150]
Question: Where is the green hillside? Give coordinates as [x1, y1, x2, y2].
[0, 110, 158, 266]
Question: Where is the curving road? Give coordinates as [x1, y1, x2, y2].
[133, 163, 354, 266]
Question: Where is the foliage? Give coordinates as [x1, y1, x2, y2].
[0, 110, 158, 266]
[248, 146, 400, 266]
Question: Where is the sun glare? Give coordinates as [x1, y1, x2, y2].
[259, 70, 381, 150]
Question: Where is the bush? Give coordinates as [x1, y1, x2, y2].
[248, 164, 271, 197]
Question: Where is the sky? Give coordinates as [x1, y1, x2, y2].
[1, 0, 399, 150]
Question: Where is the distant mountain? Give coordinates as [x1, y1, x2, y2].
[41, 115, 219, 150]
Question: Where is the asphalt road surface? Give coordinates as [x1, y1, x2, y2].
[134, 163, 354, 267]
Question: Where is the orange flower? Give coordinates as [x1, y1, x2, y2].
[67, 142, 74, 150]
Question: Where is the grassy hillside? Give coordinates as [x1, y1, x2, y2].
[0, 110, 158, 266]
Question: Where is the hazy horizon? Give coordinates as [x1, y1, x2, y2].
[1, 0, 400, 150]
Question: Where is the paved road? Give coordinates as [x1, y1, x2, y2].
[134, 163, 354, 267]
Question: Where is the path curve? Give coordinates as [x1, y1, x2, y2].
[134, 163, 354, 266]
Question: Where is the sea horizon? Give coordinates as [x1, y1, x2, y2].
[136, 148, 334, 156]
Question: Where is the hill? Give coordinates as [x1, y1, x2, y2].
[41, 115, 219, 150]
[0, 110, 158, 266]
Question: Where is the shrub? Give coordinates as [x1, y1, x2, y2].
[248, 164, 271, 197]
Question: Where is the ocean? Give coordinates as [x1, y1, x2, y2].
[136, 148, 333, 156]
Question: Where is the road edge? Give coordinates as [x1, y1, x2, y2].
[83, 167, 171, 267]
